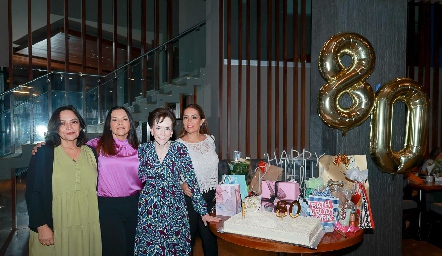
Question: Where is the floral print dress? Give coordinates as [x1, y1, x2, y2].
[134, 141, 208, 255]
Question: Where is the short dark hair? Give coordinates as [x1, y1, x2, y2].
[148, 108, 176, 129]
[45, 105, 86, 147]
[97, 106, 139, 155]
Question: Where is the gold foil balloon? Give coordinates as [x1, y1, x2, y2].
[370, 78, 429, 174]
[318, 32, 376, 136]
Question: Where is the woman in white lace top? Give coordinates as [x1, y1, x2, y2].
[177, 104, 219, 256]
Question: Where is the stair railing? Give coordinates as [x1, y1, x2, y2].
[0, 20, 206, 157]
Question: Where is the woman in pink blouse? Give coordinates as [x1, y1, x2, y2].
[86, 106, 141, 256]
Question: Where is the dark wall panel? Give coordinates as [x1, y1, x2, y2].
[310, 1, 407, 255]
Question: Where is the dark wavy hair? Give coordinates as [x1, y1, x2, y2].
[45, 105, 86, 147]
[178, 104, 211, 138]
[96, 106, 139, 156]
[148, 108, 177, 129]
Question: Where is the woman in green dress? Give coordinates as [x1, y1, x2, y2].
[25, 105, 102, 256]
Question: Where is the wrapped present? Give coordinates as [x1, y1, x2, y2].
[308, 187, 340, 233]
[305, 177, 325, 197]
[260, 180, 300, 212]
[221, 175, 248, 200]
[215, 183, 241, 216]
[249, 163, 283, 195]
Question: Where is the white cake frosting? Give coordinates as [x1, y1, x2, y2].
[223, 211, 324, 248]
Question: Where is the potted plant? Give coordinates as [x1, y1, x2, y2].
[432, 158, 442, 181]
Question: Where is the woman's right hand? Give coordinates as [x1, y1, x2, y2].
[31, 142, 45, 155]
[37, 224, 54, 246]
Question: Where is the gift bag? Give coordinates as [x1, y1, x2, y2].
[260, 180, 300, 212]
[249, 163, 283, 195]
[308, 188, 340, 233]
[221, 175, 248, 200]
[318, 154, 375, 229]
[215, 183, 241, 216]
[356, 182, 375, 229]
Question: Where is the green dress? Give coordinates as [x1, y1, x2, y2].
[29, 146, 102, 256]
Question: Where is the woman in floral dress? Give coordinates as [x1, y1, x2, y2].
[134, 108, 219, 255]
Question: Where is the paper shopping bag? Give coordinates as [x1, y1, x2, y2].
[318, 154, 375, 229]
[249, 164, 283, 195]
[308, 188, 340, 233]
[221, 175, 248, 200]
[215, 184, 241, 216]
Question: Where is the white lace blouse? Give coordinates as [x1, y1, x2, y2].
[176, 134, 219, 193]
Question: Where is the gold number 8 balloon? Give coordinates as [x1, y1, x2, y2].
[318, 32, 376, 136]
[370, 78, 429, 174]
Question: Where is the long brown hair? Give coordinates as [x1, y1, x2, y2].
[178, 104, 211, 138]
[96, 106, 139, 156]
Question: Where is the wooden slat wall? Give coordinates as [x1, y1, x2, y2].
[407, 0, 442, 154]
[256, 0, 262, 159]
[227, 0, 232, 158]
[219, 0, 224, 159]
[219, 0, 310, 159]
[266, 0, 273, 153]
[300, 0, 307, 148]
[245, 0, 251, 156]
[238, 0, 243, 156]
[293, 0, 299, 149]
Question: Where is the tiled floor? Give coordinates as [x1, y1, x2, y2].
[2, 179, 442, 256]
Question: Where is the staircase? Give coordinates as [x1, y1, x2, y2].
[86, 67, 206, 133]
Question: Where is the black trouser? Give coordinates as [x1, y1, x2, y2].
[98, 193, 139, 256]
[185, 189, 218, 256]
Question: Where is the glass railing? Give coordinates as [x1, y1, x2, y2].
[0, 21, 206, 157]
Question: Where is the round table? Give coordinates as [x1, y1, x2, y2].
[209, 216, 364, 254]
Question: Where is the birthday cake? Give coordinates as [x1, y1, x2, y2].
[222, 211, 325, 249]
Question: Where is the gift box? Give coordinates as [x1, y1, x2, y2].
[260, 180, 300, 212]
[308, 188, 340, 233]
[221, 175, 248, 200]
[249, 163, 283, 195]
[215, 184, 242, 216]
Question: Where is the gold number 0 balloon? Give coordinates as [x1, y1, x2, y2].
[370, 78, 429, 174]
[318, 32, 376, 136]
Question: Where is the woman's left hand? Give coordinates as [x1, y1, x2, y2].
[181, 182, 192, 197]
[201, 214, 221, 226]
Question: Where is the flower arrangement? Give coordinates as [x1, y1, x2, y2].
[228, 158, 250, 175]
[432, 158, 442, 177]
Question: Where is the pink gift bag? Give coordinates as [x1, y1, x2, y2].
[215, 184, 242, 216]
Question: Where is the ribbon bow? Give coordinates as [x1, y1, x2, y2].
[345, 167, 369, 183]
[333, 154, 350, 166]
[262, 181, 287, 210]
[258, 161, 267, 173]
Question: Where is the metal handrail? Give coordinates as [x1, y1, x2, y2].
[99, 20, 206, 84]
